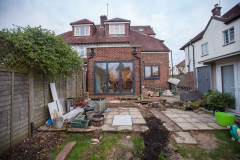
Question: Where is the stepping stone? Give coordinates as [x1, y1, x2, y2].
[174, 132, 197, 144]
[55, 141, 76, 160]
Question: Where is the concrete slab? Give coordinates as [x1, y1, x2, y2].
[129, 111, 141, 115]
[176, 122, 199, 130]
[130, 114, 144, 119]
[104, 118, 113, 124]
[174, 132, 197, 144]
[207, 123, 227, 130]
[119, 112, 130, 115]
[171, 118, 188, 123]
[185, 118, 200, 123]
[112, 115, 132, 126]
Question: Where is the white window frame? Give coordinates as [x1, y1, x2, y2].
[109, 24, 125, 34]
[223, 27, 235, 45]
[72, 45, 87, 58]
[74, 25, 90, 36]
[201, 42, 208, 56]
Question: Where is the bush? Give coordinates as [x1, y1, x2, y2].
[202, 90, 214, 110]
[206, 91, 234, 109]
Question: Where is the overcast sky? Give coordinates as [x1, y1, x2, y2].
[0, 0, 239, 66]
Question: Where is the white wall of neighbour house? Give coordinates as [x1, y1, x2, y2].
[184, 19, 240, 73]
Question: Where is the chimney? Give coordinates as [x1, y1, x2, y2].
[211, 4, 222, 16]
[100, 15, 107, 27]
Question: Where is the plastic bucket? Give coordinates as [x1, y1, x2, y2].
[215, 111, 235, 127]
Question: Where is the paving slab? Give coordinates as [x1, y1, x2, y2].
[104, 118, 113, 124]
[185, 117, 200, 123]
[174, 132, 197, 144]
[176, 122, 199, 130]
[171, 118, 188, 123]
[67, 126, 101, 132]
[117, 125, 133, 131]
[207, 123, 228, 130]
[101, 124, 117, 131]
[130, 114, 144, 119]
[133, 125, 149, 132]
[112, 115, 132, 125]
[132, 118, 146, 124]
[191, 122, 214, 130]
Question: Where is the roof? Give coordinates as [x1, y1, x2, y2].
[105, 18, 131, 23]
[180, 3, 240, 50]
[131, 26, 156, 35]
[61, 24, 169, 52]
[70, 19, 94, 25]
[176, 60, 185, 67]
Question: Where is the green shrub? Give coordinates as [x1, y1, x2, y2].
[206, 91, 234, 108]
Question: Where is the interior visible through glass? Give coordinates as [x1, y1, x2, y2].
[108, 63, 120, 93]
[221, 65, 235, 109]
[153, 66, 159, 77]
[145, 66, 151, 78]
[121, 62, 133, 93]
[95, 63, 107, 93]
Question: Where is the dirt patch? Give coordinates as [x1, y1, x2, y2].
[190, 131, 217, 150]
[140, 107, 170, 160]
[0, 132, 68, 160]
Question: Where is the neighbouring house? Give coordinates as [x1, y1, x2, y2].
[180, 3, 240, 115]
[61, 16, 170, 98]
[170, 60, 186, 75]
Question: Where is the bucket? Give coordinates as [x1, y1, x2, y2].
[215, 111, 235, 127]
[86, 111, 96, 120]
[53, 119, 63, 128]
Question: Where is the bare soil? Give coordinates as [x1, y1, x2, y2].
[190, 131, 217, 150]
[0, 132, 68, 160]
[139, 107, 171, 160]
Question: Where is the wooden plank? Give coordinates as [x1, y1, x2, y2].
[0, 85, 11, 90]
[0, 90, 11, 96]
[0, 76, 11, 81]
[0, 81, 11, 86]
[55, 142, 76, 160]
[0, 71, 11, 76]
[0, 100, 11, 107]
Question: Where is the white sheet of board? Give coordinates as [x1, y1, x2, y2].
[56, 99, 64, 116]
[50, 83, 58, 102]
[112, 115, 132, 126]
[48, 102, 60, 120]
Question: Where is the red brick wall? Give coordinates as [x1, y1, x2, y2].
[87, 47, 141, 98]
[140, 53, 169, 89]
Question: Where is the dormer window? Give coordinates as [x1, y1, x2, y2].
[138, 28, 144, 32]
[109, 24, 125, 34]
[74, 25, 90, 36]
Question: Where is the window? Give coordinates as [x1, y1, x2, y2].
[138, 28, 144, 32]
[201, 43, 208, 56]
[74, 26, 90, 36]
[223, 27, 235, 45]
[72, 46, 87, 57]
[109, 24, 125, 34]
[94, 61, 134, 94]
[144, 65, 160, 79]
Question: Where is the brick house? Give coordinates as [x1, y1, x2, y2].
[61, 16, 170, 98]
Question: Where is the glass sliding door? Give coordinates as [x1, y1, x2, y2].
[121, 62, 133, 93]
[95, 63, 107, 93]
[94, 61, 134, 94]
[108, 63, 120, 93]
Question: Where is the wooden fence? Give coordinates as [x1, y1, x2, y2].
[0, 69, 86, 154]
[173, 72, 195, 90]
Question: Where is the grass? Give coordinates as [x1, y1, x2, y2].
[50, 132, 142, 160]
[131, 136, 145, 157]
[175, 130, 240, 160]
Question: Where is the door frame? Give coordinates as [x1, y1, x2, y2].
[217, 61, 240, 114]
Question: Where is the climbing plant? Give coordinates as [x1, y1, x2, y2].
[0, 25, 83, 79]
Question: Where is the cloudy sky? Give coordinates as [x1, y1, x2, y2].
[0, 0, 239, 66]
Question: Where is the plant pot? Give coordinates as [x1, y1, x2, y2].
[213, 107, 225, 113]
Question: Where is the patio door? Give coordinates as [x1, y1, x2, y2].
[220, 61, 240, 114]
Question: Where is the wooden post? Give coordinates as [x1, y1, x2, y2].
[28, 70, 34, 137]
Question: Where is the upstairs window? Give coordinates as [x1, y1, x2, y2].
[75, 26, 90, 36]
[223, 27, 234, 45]
[109, 24, 125, 34]
[138, 28, 144, 32]
[144, 65, 160, 79]
[72, 46, 87, 58]
[201, 42, 208, 56]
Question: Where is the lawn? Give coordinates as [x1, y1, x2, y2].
[174, 130, 240, 160]
[50, 132, 144, 160]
